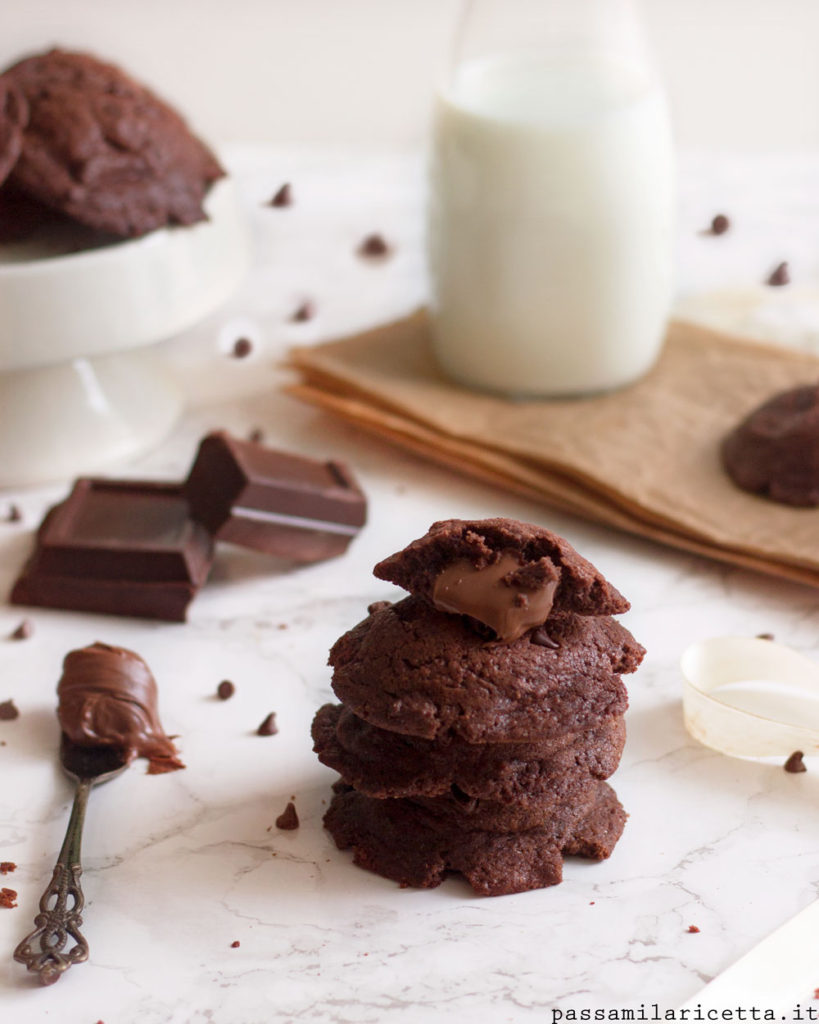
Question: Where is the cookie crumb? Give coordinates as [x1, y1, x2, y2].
[6, 504, 21, 523]
[275, 801, 299, 830]
[0, 700, 19, 721]
[290, 300, 315, 323]
[766, 261, 790, 287]
[10, 619, 33, 641]
[687, 925, 700, 934]
[0, 887, 17, 908]
[230, 940, 240, 948]
[269, 183, 292, 207]
[248, 428, 264, 444]
[232, 337, 253, 359]
[357, 233, 390, 258]
[216, 680, 235, 701]
[257, 712, 278, 736]
[756, 632, 775, 641]
[784, 750, 807, 773]
[0, 862, 16, 874]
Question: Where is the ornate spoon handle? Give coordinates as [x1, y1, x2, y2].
[14, 780, 91, 985]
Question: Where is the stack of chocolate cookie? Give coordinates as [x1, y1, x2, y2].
[312, 518, 645, 896]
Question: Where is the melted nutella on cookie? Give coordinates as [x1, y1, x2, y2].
[57, 642, 183, 774]
[431, 552, 559, 642]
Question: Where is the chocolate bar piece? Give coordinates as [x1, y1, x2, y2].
[184, 432, 367, 561]
[11, 479, 214, 621]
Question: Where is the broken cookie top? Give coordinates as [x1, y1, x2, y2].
[373, 518, 629, 641]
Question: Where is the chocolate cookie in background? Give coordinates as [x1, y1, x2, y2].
[313, 517, 645, 897]
[722, 383, 819, 507]
[0, 48, 224, 239]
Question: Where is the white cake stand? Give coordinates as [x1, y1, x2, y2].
[0, 177, 249, 487]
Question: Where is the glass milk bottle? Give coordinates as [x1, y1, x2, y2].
[427, 0, 675, 397]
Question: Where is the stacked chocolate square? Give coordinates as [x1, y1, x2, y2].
[312, 518, 645, 896]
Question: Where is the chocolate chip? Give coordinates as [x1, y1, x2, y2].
[216, 680, 235, 701]
[756, 632, 775, 641]
[530, 627, 559, 649]
[0, 700, 19, 721]
[6, 504, 21, 523]
[257, 712, 278, 736]
[357, 233, 390, 258]
[230, 940, 240, 948]
[784, 750, 807, 773]
[248, 428, 264, 444]
[275, 801, 299, 830]
[232, 337, 253, 359]
[269, 183, 292, 208]
[290, 300, 315, 322]
[709, 214, 730, 235]
[9, 619, 32, 641]
[766, 262, 790, 287]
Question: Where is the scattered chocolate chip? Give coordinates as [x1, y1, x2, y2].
[0, 862, 16, 874]
[257, 712, 278, 736]
[248, 428, 264, 444]
[290, 300, 315, 323]
[275, 801, 299, 830]
[232, 337, 253, 359]
[756, 632, 775, 641]
[687, 925, 700, 934]
[530, 627, 559, 649]
[784, 750, 807, 773]
[357, 233, 390, 258]
[0, 700, 19, 721]
[216, 680, 235, 701]
[6, 504, 21, 523]
[230, 940, 240, 948]
[10, 619, 33, 641]
[766, 262, 790, 287]
[367, 601, 392, 615]
[709, 214, 730, 235]
[0, 887, 17, 908]
[269, 183, 292, 207]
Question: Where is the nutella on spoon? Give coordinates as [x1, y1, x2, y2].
[57, 642, 183, 774]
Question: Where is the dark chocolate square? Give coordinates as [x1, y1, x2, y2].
[184, 432, 367, 561]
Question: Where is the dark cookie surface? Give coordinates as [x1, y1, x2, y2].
[722, 384, 819, 507]
[312, 703, 626, 803]
[0, 77, 26, 188]
[374, 518, 629, 623]
[324, 781, 625, 896]
[3, 49, 224, 238]
[329, 596, 641, 742]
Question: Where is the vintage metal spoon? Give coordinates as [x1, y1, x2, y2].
[13, 736, 129, 986]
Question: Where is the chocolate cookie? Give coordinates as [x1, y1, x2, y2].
[374, 518, 629, 642]
[722, 384, 819, 507]
[0, 77, 26, 188]
[323, 781, 626, 896]
[329, 596, 641, 742]
[312, 703, 626, 803]
[2, 49, 224, 238]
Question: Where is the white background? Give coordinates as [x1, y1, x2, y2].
[2, 0, 819, 150]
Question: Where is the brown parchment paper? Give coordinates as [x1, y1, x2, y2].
[286, 310, 819, 587]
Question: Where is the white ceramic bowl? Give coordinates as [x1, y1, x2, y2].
[0, 177, 249, 487]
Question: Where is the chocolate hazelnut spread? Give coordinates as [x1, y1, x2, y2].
[56, 642, 183, 774]
[431, 551, 559, 642]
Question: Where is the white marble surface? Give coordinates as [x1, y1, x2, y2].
[2, 147, 819, 1023]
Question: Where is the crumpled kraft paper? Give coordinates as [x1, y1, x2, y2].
[286, 310, 819, 587]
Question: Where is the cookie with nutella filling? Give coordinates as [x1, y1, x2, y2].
[312, 703, 626, 804]
[329, 596, 641, 742]
[323, 781, 626, 896]
[2, 49, 224, 238]
[374, 518, 628, 642]
[722, 384, 819, 507]
[0, 77, 26, 188]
